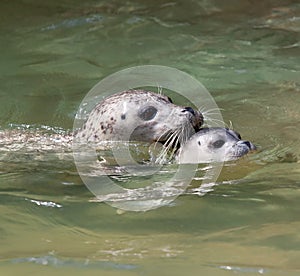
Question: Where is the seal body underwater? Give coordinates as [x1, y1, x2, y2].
[177, 127, 256, 164]
[75, 90, 203, 147]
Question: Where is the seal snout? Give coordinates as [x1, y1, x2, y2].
[242, 140, 256, 151]
[181, 107, 203, 132]
[236, 140, 257, 152]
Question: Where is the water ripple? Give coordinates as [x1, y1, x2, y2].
[25, 198, 63, 208]
[9, 254, 137, 270]
[41, 14, 105, 31]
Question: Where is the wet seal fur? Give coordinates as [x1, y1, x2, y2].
[75, 90, 203, 147]
[177, 127, 256, 163]
[1, 92, 257, 166]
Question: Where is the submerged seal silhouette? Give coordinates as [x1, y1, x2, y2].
[177, 127, 256, 164]
[75, 90, 203, 147]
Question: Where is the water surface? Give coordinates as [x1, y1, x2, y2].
[1, 1, 300, 275]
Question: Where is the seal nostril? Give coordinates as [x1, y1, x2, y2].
[243, 141, 251, 148]
[182, 107, 195, 116]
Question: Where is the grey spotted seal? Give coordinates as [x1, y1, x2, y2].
[1, 90, 203, 158]
[177, 127, 256, 164]
[75, 90, 203, 147]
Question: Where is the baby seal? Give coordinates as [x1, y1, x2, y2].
[75, 90, 203, 147]
[177, 127, 256, 164]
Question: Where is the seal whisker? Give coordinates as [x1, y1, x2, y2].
[199, 106, 224, 127]
[167, 130, 180, 156]
[168, 127, 183, 158]
[161, 130, 178, 153]
[153, 129, 172, 148]
[179, 122, 192, 145]
[202, 111, 224, 117]
[199, 106, 224, 114]
[169, 131, 181, 159]
[203, 117, 226, 128]
[157, 85, 163, 95]
[201, 111, 224, 119]
[155, 129, 180, 164]
[152, 129, 174, 162]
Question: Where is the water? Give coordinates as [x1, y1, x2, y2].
[1, 0, 300, 275]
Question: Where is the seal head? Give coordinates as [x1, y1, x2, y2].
[177, 127, 256, 164]
[75, 90, 203, 147]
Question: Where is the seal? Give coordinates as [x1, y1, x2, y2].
[177, 127, 256, 164]
[75, 90, 203, 148]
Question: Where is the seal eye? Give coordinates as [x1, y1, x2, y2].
[212, 140, 225, 148]
[138, 106, 158, 121]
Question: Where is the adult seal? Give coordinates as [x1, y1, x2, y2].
[177, 127, 256, 164]
[75, 90, 203, 147]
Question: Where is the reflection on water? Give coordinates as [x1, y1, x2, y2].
[0, 0, 300, 275]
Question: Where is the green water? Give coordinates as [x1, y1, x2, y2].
[1, 0, 300, 275]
